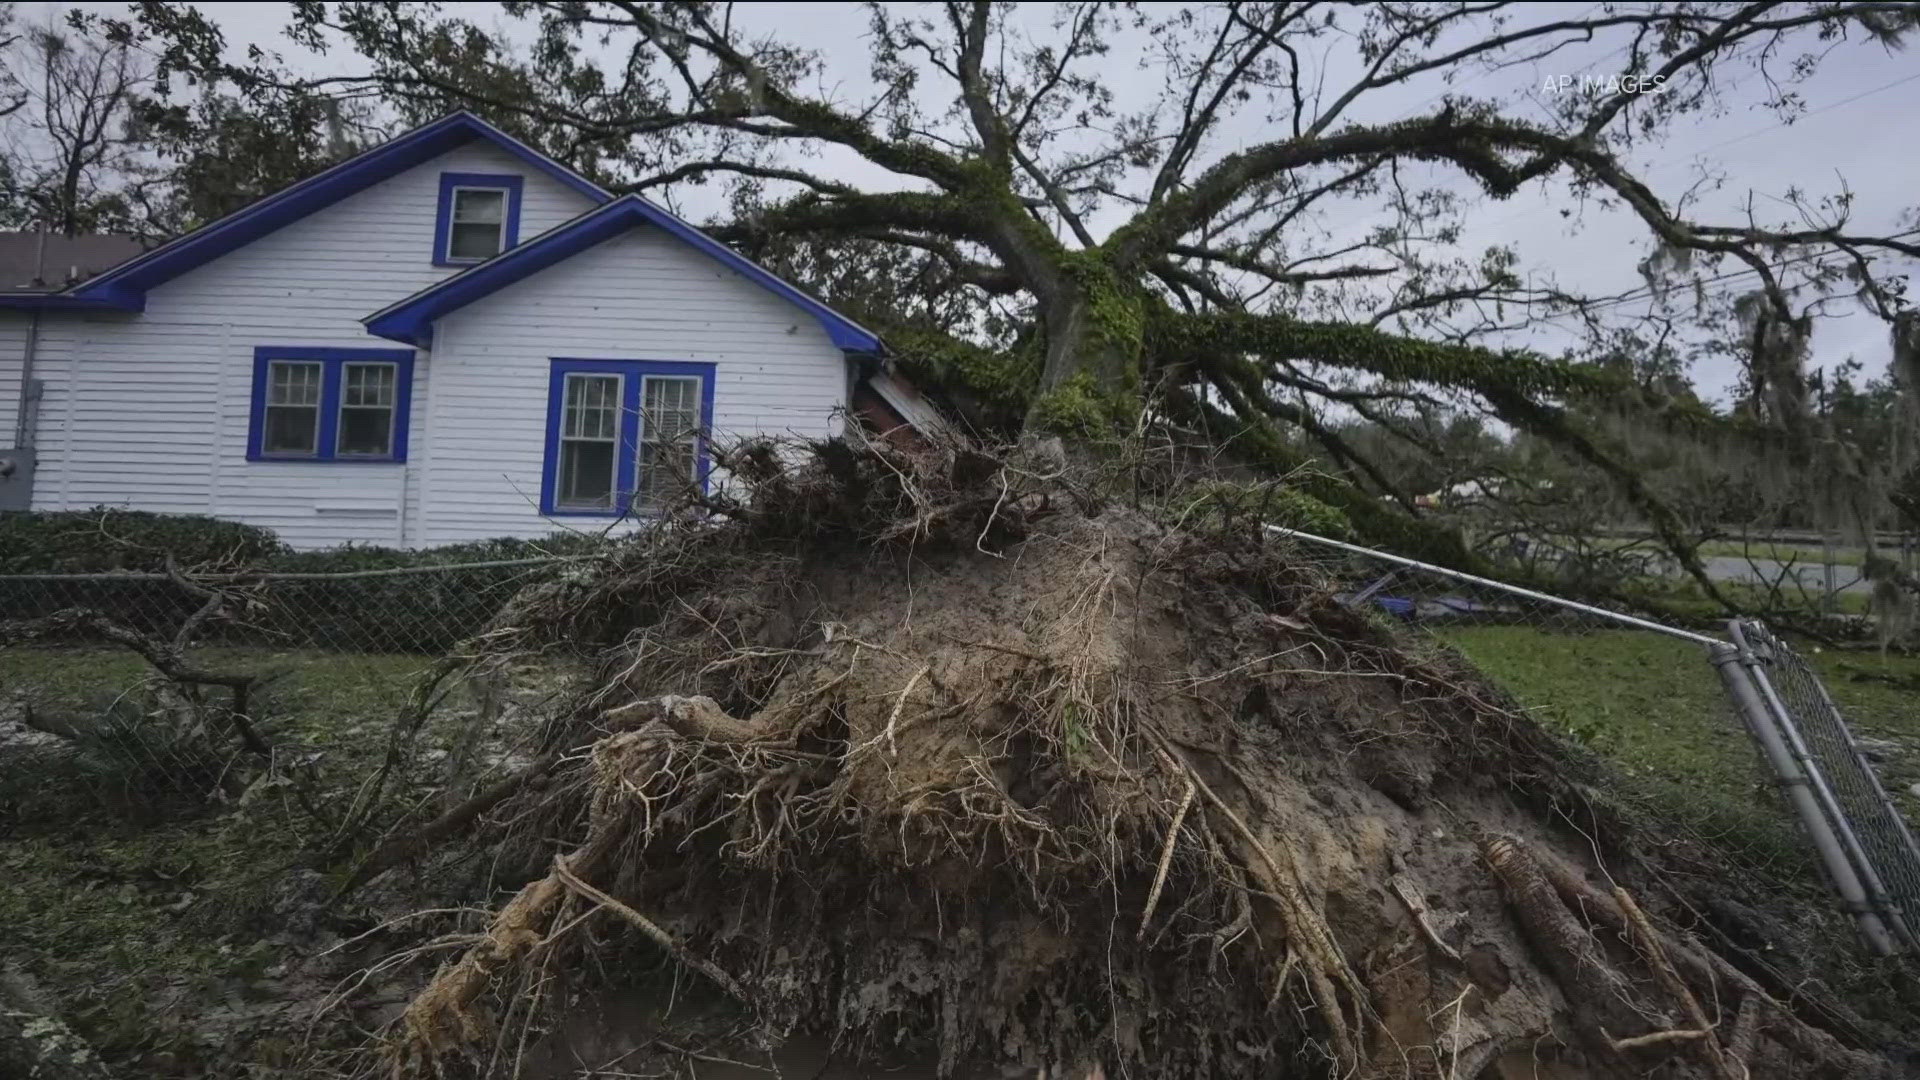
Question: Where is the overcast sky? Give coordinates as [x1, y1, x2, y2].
[38, 1, 1920, 397]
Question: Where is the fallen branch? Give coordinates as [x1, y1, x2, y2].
[0, 607, 271, 757]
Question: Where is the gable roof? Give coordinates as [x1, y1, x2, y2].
[27, 113, 609, 312]
[363, 193, 884, 355]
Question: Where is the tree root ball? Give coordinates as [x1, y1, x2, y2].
[378, 436, 1897, 1080]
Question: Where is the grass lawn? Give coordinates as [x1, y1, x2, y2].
[0, 644, 503, 1066]
[1439, 625, 1920, 868]
[0, 644, 433, 734]
[1695, 539, 1871, 568]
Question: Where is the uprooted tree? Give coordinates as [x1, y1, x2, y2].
[362, 435, 1905, 1079]
[106, 1, 1920, 597]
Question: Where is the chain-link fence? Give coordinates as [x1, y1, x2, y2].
[5, 529, 1918, 954]
[0, 557, 568, 653]
[0, 558, 580, 830]
[1266, 523, 1920, 956]
[1726, 619, 1920, 954]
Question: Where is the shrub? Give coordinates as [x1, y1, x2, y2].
[0, 508, 284, 573]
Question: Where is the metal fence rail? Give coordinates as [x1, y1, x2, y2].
[1730, 619, 1920, 953]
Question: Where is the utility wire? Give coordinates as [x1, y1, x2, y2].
[1556, 226, 1920, 320]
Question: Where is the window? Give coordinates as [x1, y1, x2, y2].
[638, 376, 701, 511]
[248, 347, 415, 462]
[433, 172, 523, 266]
[448, 188, 507, 260]
[263, 360, 322, 456]
[541, 359, 715, 517]
[556, 372, 622, 510]
[338, 363, 400, 457]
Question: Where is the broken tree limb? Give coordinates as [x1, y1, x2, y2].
[0, 606, 271, 758]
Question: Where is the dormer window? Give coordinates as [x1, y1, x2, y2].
[434, 172, 523, 266]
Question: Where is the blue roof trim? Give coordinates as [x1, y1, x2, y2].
[65, 112, 609, 307]
[363, 194, 884, 354]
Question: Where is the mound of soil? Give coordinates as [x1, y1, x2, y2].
[380, 439, 1906, 1079]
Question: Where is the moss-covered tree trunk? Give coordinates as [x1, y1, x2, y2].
[1024, 256, 1147, 436]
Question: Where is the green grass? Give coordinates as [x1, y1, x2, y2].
[1632, 576, 1874, 619]
[0, 645, 463, 1066]
[1695, 539, 1870, 568]
[1440, 626, 1920, 868]
[1570, 534, 1872, 569]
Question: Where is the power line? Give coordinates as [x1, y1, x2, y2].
[1561, 226, 1920, 320]
[1689, 68, 1920, 158]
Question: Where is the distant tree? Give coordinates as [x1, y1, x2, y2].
[0, 12, 148, 235]
[116, 90, 377, 241]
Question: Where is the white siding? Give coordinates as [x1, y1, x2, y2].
[418, 224, 849, 545]
[21, 141, 599, 547]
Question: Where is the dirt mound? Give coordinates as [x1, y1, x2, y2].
[380, 437, 1899, 1079]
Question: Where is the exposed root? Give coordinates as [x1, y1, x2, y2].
[1616, 887, 1740, 1080]
[1480, 833, 1653, 1066]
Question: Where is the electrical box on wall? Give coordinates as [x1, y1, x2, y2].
[0, 447, 34, 511]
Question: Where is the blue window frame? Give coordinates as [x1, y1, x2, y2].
[540, 358, 716, 518]
[246, 347, 416, 462]
[433, 172, 524, 266]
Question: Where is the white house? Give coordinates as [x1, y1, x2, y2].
[0, 113, 930, 549]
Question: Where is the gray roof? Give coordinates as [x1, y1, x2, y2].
[0, 231, 145, 294]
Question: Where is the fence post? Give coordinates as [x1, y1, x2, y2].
[1709, 641, 1897, 956]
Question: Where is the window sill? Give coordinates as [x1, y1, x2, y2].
[432, 256, 492, 269]
[246, 454, 407, 464]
